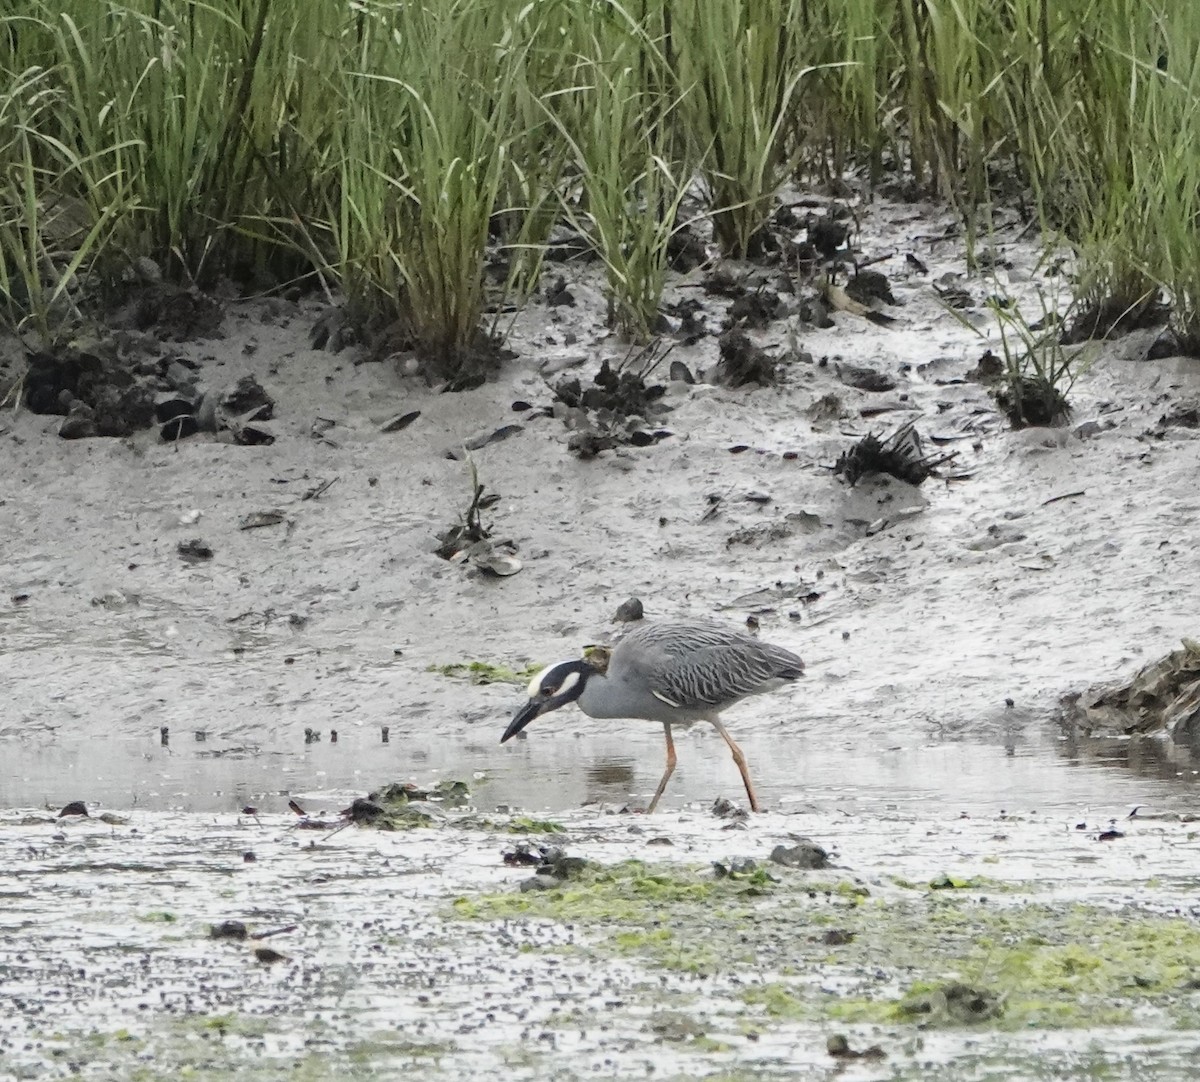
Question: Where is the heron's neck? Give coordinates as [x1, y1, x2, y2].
[578, 670, 620, 719]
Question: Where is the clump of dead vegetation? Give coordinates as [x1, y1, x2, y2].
[834, 421, 956, 486]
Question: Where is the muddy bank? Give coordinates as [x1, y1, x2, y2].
[4, 196, 1200, 812]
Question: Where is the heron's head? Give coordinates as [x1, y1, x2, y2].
[501, 659, 594, 743]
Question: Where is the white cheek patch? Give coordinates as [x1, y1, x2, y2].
[556, 671, 580, 697]
[527, 666, 555, 698]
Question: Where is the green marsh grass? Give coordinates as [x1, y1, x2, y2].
[669, 0, 812, 257]
[3, 0, 1200, 376]
[328, 0, 541, 377]
[548, 11, 692, 340]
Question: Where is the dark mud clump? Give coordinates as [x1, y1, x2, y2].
[845, 269, 896, 307]
[113, 279, 224, 341]
[712, 329, 778, 387]
[553, 352, 672, 457]
[835, 422, 955, 486]
[24, 335, 157, 438]
[836, 361, 896, 393]
[1060, 292, 1168, 344]
[994, 373, 1071, 428]
[553, 356, 667, 417]
[313, 305, 517, 391]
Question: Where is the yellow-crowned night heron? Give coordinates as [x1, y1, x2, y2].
[501, 621, 805, 812]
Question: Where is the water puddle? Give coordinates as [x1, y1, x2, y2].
[4, 722, 1198, 818]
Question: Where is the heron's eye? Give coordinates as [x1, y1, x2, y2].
[542, 684, 558, 697]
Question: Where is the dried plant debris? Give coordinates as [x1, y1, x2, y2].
[834, 422, 957, 487]
[1064, 638, 1200, 742]
[435, 456, 502, 559]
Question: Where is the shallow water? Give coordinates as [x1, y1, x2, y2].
[5, 720, 1197, 821]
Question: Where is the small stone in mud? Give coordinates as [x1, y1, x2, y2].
[503, 845, 542, 867]
[836, 362, 896, 393]
[668, 360, 696, 384]
[254, 946, 288, 964]
[58, 801, 89, 818]
[770, 840, 830, 870]
[712, 797, 750, 821]
[1098, 828, 1125, 841]
[520, 874, 563, 893]
[177, 538, 213, 561]
[900, 981, 1002, 1024]
[827, 1033, 885, 1059]
[210, 920, 249, 940]
[343, 798, 388, 824]
[820, 928, 855, 946]
[614, 597, 644, 623]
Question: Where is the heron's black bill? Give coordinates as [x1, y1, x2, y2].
[501, 699, 542, 743]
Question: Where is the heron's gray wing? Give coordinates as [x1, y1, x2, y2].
[642, 642, 804, 710]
